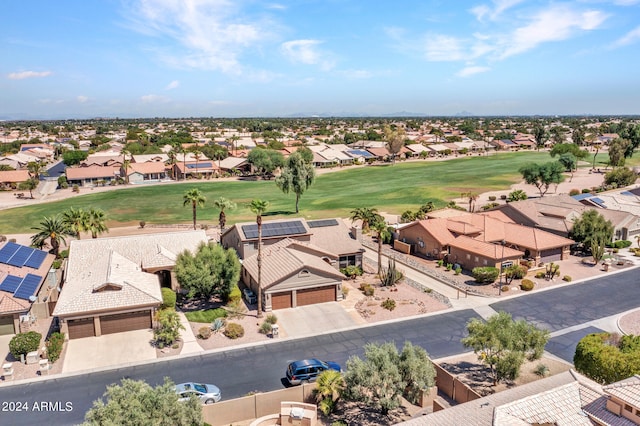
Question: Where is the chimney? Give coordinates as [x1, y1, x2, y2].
[351, 226, 362, 242]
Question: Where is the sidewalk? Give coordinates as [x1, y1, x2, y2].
[177, 312, 203, 355]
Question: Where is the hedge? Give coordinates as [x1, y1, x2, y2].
[161, 288, 176, 309]
[45, 332, 65, 363]
[9, 331, 42, 359]
[472, 266, 499, 284]
[574, 333, 640, 384]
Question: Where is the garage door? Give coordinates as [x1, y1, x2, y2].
[100, 311, 152, 335]
[540, 248, 562, 263]
[297, 286, 336, 307]
[68, 317, 95, 339]
[271, 291, 292, 310]
[0, 315, 15, 335]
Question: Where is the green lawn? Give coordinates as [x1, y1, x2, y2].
[0, 151, 609, 233]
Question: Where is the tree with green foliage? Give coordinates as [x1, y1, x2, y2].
[558, 153, 577, 181]
[83, 378, 203, 426]
[18, 178, 38, 198]
[174, 242, 241, 300]
[247, 148, 284, 177]
[574, 332, 640, 385]
[31, 215, 72, 256]
[62, 150, 88, 166]
[183, 188, 206, 230]
[86, 208, 109, 239]
[550, 143, 589, 160]
[462, 311, 549, 385]
[371, 218, 390, 275]
[608, 138, 631, 168]
[590, 235, 606, 264]
[533, 124, 549, 151]
[275, 151, 315, 213]
[212, 197, 236, 232]
[604, 167, 637, 188]
[519, 162, 565, 197]
[343, 341, 436, 414]
[154, 309, 184, 348]
[507, 189, 528, 202]
[383, 125, 406, 164]
[27, 160, 47, 181]
[570, 209, 614, 249]
[62, 207, 89, 239]
[349, 207, 379, 233]
[314, 369, 345, 416]
[9, 331, 42, 360]
[249, 199, 269, 318]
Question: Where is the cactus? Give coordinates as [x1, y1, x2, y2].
[545, 262, 560, 280]
[380, 258, 403, 287]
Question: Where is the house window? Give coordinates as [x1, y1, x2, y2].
[466, 254, 471, 260]
[624, 404, 632, 412]
[339, 255, 356, 269]
[483, 259, 487, 265]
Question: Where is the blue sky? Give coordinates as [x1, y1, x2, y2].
[2, 0, 640, 119]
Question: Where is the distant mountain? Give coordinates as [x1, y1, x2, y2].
[454, 111, 475, 117]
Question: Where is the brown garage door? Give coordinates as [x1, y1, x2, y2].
[297, 286, 336, 307]
[0, 315, 15, 335]
[100, 311, 151, 335]
[68, 317, 95, 339]
[271, 291, 292, 310]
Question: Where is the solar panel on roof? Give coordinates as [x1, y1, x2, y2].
[186, 162, 213, 169]
[590, 197, 607, 208]
[621, 191, 633, 196]
[241, 220, 307, 239]
[0, 275, 22, 293]
[0, 241, 20, 264]
[6, 246, 33, 267]
[307, 219, 339, 228]
[24, 249, 47, 269]
[14, 273, 42, 300]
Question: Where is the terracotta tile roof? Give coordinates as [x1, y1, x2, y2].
[54, 231, 208, 316]
[603, 375, 640, 407]
[405, 219, 455, 245]
[449, 235, 523, 259]
[0, 294, 30, 314]
[126, 162, 166, 175]
[242, 239, 343, 289]
[503, 222, 574, 250]
[0, 169, 30, 183]
[65, 165, 120, 180]
[308, 219, 364, 256]
[445, 219, 484, 236]
[365, 147, 391, 157]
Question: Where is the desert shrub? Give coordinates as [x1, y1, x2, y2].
[520, 279, 535, 291]
[582, 188, 591, 193]
[9, 331, 42, 359]
[381, 298, 396, 311]
[569, 189, 580, 196]
[0, 235, 6, 242]
[154, 309, 183, 348]
[534, 363, 549, 377]
[488, 195, 497, 201]
[445, 263, 453, 271]
[472, 266, 499, 284]
[614, 240, 632, 249]
[45, 332, 65, 363]
[72, 184, 79, 193]
[501, 285, 510, 293]
[360, 283, 375, 296]
[562, 275, 572, 282]
[52, 259, 62, 269]
[332, 422, 347, 426]
[224, 322, 245, 339]
[342, 286, 350, 297]
[500, 194, 507, 200]
[161, 288, 176, 309]
[58, 249, 69, 259]
[265, 314, 278, 324]
[197, 326, 212, 339]
[535, 271, 546, 279]
[228, 285, 242, 303]
[436, 259, 444, 267]
[481, 202, 499, 210]
[454, 266, 462, 275]
[139, 220, 146, 228]
[211, 318, 225, 333]
[574, 333, 640, 384]
[341, 265, 363, 279]
[259, 321, 272, 334]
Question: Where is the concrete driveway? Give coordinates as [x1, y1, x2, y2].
[62, 329, 157, 374]
[276, 302, 359, 338]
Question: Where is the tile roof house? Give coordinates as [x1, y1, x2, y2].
[173, 160, 219, 180]
[0, 242, 56, 336]
[123, 162, 167, 184]
[65, 165, 121, 187]
[0, 169, 30, 190]
[54, 231, 208, 339]
[400, 370, 640, 426]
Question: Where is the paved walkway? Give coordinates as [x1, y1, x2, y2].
[178, 312, 203, 354]
[276, 302, 362, 338]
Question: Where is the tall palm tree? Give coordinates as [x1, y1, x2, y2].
[213, 197, 236, 232]
[371, 218, 390, 275]
[249, 198, 269, 318]
[31, 215, 71, 256]
[465, 192, 479, 212]
[349, 207, 378, 233]
[61, 207, 89, 239]
[121, 149, 131, 184]
[86, 208, 109, 239]
[183, 188, 206, 230]
[167, 147, 177, 180]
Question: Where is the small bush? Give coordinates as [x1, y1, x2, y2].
[9, 331, 42, 359]
[139, 220, 146, 229]
[197, 326, 212, 339]
[520, 279, 535, 291]
[534, 363, 549, 377]
[342, 286, 350, 297]
[581, 188, 591, 194]
[501, 285, 510, 293]
[472, 266, 499, 284]
[381, 298, 396, 311]
[454, 266, 462, 275]
[72, 184, 80, 193]
[535, 271, 546, 279]
[488, 195, 497, 201]
[436, 259, 444, 267]
[340, 265, 363, 279]
[569, 189, 580, 196]
[161, 288, 176, 309]
[58, 249, 69, 259]
[259, 321, 272, 334]
[45, 332, 65, 363]
[52, 259, 62, 269]
[228, 285, 242, 303]
[360, 283, 375, 296]
[562, 275, 572, 282]
[224, 322, 245, 339]
[500, 194, 507, 200]
[265, 314, 278, 324]
[446, 263, 453, 271]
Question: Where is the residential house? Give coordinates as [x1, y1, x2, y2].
[82, 153, 124, 167]
[173, 160, 219, 180]
[0, 170, 30, 190]
[0, 152, 41, 169]
[218, 156, 251, 174]
[490, 139, 519, 151]
[405, 143, 431, 157]
[308, 144, 354, 166]
[0, 242, 56, 335]
[54, 231, 208, 339]
[65, 165, 121, 187]
[122, 162, 167, 184]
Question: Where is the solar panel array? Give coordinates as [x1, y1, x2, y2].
[0, 242, 47, 269]
[186, 162, 213, 169]
[346, 149, 374, 158]
[307, 219, 339, 228]
[0, 273, 42, 300]
[242, 220, 307, 239]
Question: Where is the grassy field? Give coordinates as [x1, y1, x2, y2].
[0, 151, 633, 233]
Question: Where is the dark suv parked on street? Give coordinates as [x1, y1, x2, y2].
[285, 358, 341, 386]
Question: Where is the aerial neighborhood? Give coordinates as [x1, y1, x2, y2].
[1, 116, 640, 426]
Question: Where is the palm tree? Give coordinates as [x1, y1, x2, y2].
[121, 149, 131, 184]
[86, 208, 109, 239]
[465, 192, 479, 212]
[213, 197, 236, 232]
[371, 218, 391, 275]
[31, 215, 71, 256]
[193, 150, 202, 179]
[183, 188, 206, 230]
[314, 369, 345, 416]
[167, 147, 177, 180]
[349, 207, 379, 233]
[249, 198, 269, 318]
[61, 207, 88, 239]
[27, 161, 47, 181]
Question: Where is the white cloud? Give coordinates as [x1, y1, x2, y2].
[456, 66, 491, 77]
[7, 70, 52, 80]
[77, 95, 89, 103]
[424, 35, 467, 61]
[612, 25, 640, 47]
[123, 0, 275, 74]
[499, 5, 607, 58]
[266, 3, 286, 10]
[470, 0, 524, 22]
[141, 94, 169, 103]
[281, 39, 335, 70]
[165, 80, 180, 90]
